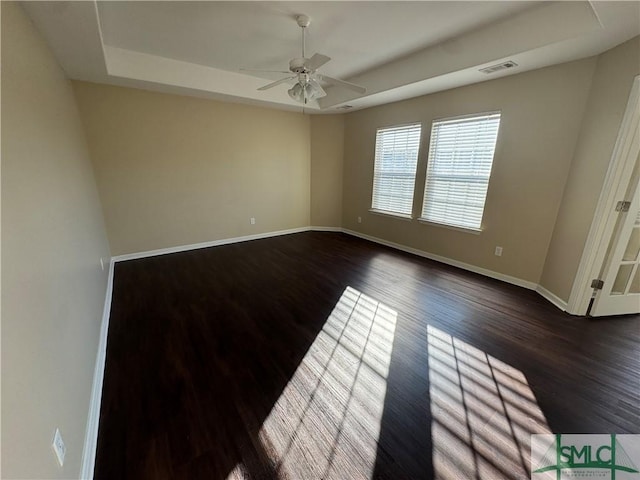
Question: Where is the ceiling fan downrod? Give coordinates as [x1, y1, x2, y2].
[296, 14, 311, 60]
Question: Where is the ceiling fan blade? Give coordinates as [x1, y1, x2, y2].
[317, 74, 366, 95]
[240, 68, 291, 74]
[258, 76, 296, 91]
[305, 53, 331, 71]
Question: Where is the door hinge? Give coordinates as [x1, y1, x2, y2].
[591, 279, 604, 290]
[615, 200, 631, 212]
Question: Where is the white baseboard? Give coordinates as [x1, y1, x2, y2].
[535, 285, 568, 311]
[111, 227, 311, 263]
[342, 228, 538, 291]
[112, 226, 539, 293]
[80, 257, 115, 480]
[310, 226, 343, 232]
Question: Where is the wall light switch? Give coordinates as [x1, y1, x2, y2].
[495, 246, 503, 257]
[357, 216, 362, 224]
[250, 217, 256, 225]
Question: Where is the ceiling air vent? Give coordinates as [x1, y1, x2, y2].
[479, 61, 518, 75]
[337, 105, 353, 110]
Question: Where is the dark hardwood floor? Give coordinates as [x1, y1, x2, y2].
[94, 232, 640, 479]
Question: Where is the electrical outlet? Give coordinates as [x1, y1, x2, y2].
[100, 258, 104, 271]
[250, 217, 256, 225]
[52, 428, 66, 467]
[494, 246, 503, 257]
[357, 216, 362, 224]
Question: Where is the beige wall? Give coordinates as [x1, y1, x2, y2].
[342, 58, 597, 284]
[1, 3, 111, 478]
[540, 37, 640, 302]
[72, 82, 311, 256]
[310, 115, 344, 227]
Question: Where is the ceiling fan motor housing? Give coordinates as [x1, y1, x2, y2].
[289, 57, 310, 74]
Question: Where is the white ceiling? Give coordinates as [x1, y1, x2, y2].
[22, 1, 640, 114]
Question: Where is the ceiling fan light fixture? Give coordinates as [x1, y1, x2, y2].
[307, 78, 326, 99]
[288, 78, 326, 104]
[288, 83, 303, 101]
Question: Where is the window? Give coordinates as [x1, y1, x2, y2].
[420, 112, 501, 231]
[370, 123, 422, 217]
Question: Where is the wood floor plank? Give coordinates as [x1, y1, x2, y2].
[94, 232, 640, 479]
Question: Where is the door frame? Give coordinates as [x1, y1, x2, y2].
[567, 75, 640, 316]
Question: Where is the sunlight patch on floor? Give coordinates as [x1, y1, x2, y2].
[232, 286, 398, 480]
[428, 325, 551, 480]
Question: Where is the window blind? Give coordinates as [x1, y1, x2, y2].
[371, 124, 422, 216]
[421, 113, 500, 230]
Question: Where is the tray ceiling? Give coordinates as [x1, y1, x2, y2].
[22, 1, 640, 113]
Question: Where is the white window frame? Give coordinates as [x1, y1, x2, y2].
[370, 123, 422, 219]
[419, 111, 501, 232]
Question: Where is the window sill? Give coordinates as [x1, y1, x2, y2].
[417, 218, 482, 235]
[369, 209, 413, 221]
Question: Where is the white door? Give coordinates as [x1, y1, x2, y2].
[591, 174, 640, 316]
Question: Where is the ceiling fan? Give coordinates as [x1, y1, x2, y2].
[246, 14, 366, 105]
